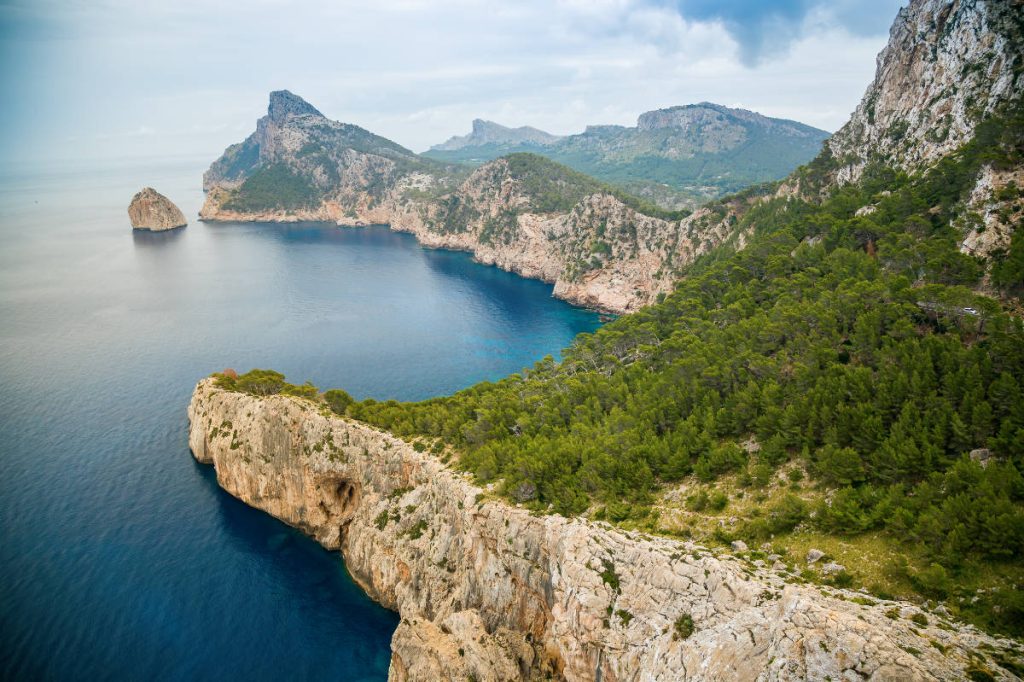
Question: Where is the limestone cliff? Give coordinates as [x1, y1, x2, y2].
[200, 95, 741, 312]
[188, 379, 1021, 681]
[128, 187, 187, 231]
[826, 0, 1023, 184]
[778, 0, 1023, 268]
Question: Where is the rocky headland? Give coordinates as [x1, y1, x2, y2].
[128, 187, 187, 231]
[199, 95, 749, 313]
[188, 379, 1023, 681]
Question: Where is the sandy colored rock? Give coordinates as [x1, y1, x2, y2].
[188, 379, 1022, 681]
[827, 0, 1022, 184]
[128, 187, 186, 231]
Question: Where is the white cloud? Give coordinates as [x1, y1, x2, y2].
[0, 0, 897, 165]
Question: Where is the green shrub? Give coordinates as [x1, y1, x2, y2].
[222, 163, 321, 212]
[673, 613, 695, 640]
[406, 519, 428, 540]
[599, 560, 620, 592]
[324, 389, 354, 415]
[235, 369, 287, 396]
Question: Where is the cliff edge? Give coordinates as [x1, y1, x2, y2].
[188, 379, 1020, 681]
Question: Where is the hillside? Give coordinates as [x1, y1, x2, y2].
[319, 0, 1024, 643]
[424, 103, 830, 209]
[201, 94, 752, 313]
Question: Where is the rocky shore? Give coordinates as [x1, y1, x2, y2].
[188, 378, 1021, 681]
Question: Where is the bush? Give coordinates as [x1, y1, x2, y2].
[767, 494, 807, 534]
[695, 443, 747, 481]
[673, 613, 695, 641]
[910, 563, 952, 599]
[324, 389, 354, 415]
[235, 369, 287, 396]
[816, 445, 865, 486]
[282, 381, 318, 399]
[686, 489, 709, 512]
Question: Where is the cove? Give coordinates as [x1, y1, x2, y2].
[0, 158, 601, 680]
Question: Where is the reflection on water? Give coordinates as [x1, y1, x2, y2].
[131, 225, 187, 246]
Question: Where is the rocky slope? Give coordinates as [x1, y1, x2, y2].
[826, 0, 1023, 183]
[189, 379, 1023, 681]
[778, 0, 1023, 269]
[127, 187, 186, 230]
[200, 93, 747, 313]
[426, 103, 830, 208]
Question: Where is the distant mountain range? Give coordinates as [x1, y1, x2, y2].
[424, 104, 830, 208]
[431, 119, 563, 151]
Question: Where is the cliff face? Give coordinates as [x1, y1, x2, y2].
[127, 187, 186, 230]
[827, 0, 1023, 183]
[200, 97, 741, 312]
[188, 379, 1021, 681]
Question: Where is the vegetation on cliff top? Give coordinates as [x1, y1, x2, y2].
[501, 153, 690, 221]
[349, 111, 1024, 636]
[212, 111, 1024, 638]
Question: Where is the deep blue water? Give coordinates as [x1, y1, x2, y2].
[0, 158, 601, 680]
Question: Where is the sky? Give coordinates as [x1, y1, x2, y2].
[0, 0, 906, 168]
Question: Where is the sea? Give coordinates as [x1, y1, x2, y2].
[0, 156, 601, 680]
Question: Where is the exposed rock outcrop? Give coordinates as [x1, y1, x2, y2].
[826, 0, 1023, 184]
[958, 163, 1024, 259]
[127, 187, 187, 231]
[188, 379, 1022, 681]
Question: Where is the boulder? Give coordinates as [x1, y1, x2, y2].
[806, 549, 825, 564]
[128, 187, 187, 231]
[969, 448, 992, 467]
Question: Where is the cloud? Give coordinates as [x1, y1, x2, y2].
[0, 0, 904, 165]
[651, 0, 904, 64]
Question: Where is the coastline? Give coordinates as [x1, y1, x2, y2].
[188, 378, 1022, 681]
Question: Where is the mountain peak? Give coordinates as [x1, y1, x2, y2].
[432, 120, 562, 151]
[267, 90, 323, 123]
[635, 102, 822, 137]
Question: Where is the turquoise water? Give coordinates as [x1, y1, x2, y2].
[0, 158, 601, 680]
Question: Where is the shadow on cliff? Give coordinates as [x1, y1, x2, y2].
[190, 457, 399, 630]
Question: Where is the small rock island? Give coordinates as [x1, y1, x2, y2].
[128, 187, 187, 231]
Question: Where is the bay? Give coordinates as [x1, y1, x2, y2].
[0, 157, 600, 680]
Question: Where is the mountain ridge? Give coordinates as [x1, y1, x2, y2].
[424, 102, 831, 208]
[430, 118, 563, 151]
